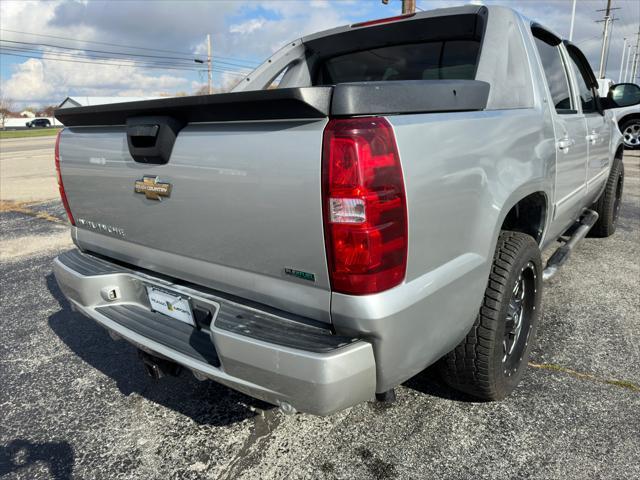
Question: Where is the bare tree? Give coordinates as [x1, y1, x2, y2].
[41, 105, 57, 117]
[0, 96, 14, 129]
[158, 91, 189, 97]
[193, 85, 230, 95]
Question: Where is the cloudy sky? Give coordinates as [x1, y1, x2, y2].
[0, 0, 639, 108]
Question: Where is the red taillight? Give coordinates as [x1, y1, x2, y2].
[322, 117, 407, 295]
[55, 129, 75, 225]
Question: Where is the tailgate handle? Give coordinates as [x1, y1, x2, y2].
[129, 124, 159, 139]
[126, 116, 185, 164]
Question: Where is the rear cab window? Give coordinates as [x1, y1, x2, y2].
[307, 12, 486, 86]
[317, 40, 480, 84]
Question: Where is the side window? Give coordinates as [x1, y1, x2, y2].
[533, 35, 574, 113]
[566, 48, 598, 113]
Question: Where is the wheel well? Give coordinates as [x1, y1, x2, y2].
[501, 192, 547, 244]
[618, 113, 640, 131]
[615, 144, 624, 160]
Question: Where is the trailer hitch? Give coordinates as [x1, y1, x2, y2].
[138, 350, 182, 379]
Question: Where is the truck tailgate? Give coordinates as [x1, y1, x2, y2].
[55, 81, 490, 323]
[58, 119, 331, 322]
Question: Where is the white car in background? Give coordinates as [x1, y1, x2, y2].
[599, 78, 640, 149]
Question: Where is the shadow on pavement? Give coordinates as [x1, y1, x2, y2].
[0, 439, 74, 480]
[45, 273, 273, 428]
[403, 366, 479, 402]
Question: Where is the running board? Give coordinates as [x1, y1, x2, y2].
[543, 209, 599, 281]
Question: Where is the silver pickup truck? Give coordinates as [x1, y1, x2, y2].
[53, 6, 640, 415]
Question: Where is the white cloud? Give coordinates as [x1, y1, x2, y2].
[0, 0, 196, 105]
[2, 58, 53, 104]
[215, 2, 353, 58]
[2, 51, 189, 105]
[230, 18, 266, 35]
[220, 71, 244, 91]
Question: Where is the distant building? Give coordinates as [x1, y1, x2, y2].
[20, 110, 36, 118]
[57, 96, 163, 109]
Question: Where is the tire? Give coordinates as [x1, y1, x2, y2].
[620, 118, 640, 150]
[589, 158, 624, 238]
[439, 231, 542, 400]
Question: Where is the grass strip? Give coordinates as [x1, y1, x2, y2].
[529, 362, 640, 393]
[0, 128, 61, 139]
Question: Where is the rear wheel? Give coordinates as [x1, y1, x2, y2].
[439, 231, 542, 400]
[590, 158, 624, 238]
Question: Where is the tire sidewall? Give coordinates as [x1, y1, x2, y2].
[492, 236, 543, 398]
[605, 160, 624, 234]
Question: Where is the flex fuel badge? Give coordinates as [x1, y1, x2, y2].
[284, 268, 316, 282]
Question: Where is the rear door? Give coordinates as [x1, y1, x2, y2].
[565, 44, 611, 190]
[532, 31, 588, 230]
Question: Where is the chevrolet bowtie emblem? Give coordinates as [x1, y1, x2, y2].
[134, 176, 172, 201]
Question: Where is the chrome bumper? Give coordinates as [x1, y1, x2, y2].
[53, 250, 376, 415]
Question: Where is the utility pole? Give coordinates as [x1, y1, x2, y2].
[382, 0, 415, 15]
[632, 27, 640, 83]
[619, 38, 627, 83]
[207, 33, 213, 94]
[402, 0, 416, 14]
[598, 0, 618, 78]
[624, 45, 634, 82]
[569, 0, 577, 41]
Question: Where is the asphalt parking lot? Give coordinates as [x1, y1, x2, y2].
[1, 136, 639, 479]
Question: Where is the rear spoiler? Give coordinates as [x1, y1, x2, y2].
[55, 80, 490, 127]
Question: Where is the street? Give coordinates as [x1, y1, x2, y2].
[0, 136, 638, 479]
[1, 136, 59, 202]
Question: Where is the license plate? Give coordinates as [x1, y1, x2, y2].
[146, 286, 195, 326]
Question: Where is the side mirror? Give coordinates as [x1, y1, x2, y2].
[604, 83, 640, 109]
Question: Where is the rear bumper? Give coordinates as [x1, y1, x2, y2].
[53, 250, 376, 415]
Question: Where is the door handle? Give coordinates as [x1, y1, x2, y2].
[557, 137, 575, 152]
[586, 131, 599, 144]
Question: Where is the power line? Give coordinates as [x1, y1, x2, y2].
[0, 50, 247, 75]
[0, 46, 249, 75]
[0, 38, 253, 70]
[0, 45, 206, 71]
[0, 28, 259, 66]
[0, 38, 205, 63]
[0, 27, 199, 56]
[0, 50, 207, 72]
